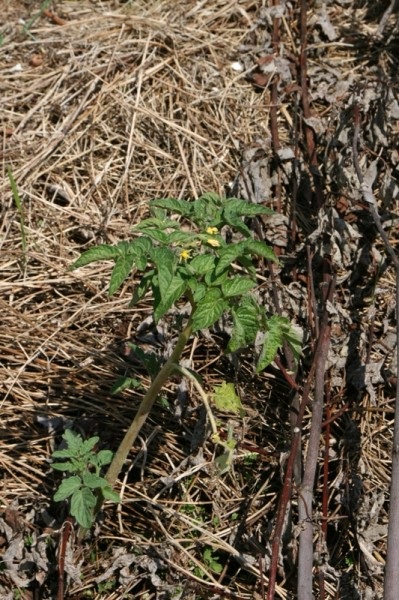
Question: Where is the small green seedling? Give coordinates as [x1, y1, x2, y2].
[52, 430, 120, 529]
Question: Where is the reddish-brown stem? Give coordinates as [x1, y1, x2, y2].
[299, 0, 324, 209]
[57, 516, 74, 600]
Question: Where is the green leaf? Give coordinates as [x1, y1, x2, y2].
[186, 254, 215, 275]
[70, 488, 96, 528]
[283, 324, 302, 363]
[150, 197, 193, 216]
[244, 239, 278, 263]
[153, 276, 187, 322]
[132, 236, 153, 255]
[70, 245, 121, 270]
[52, 448, 75, 459]
[62, 430, 83, 454]
[204, 268, 229, 287]
[191, 282, 207, 303]
[80, 436, 100, 455]
[110, 376, 141, 395]
[134, 217, 179, 231]
[222, 198, 273, 218]
[212, 382, 244, 415]
[167, 231, 198, 245]
[108, 254, 135, 295]
[215, 243, 247, 275]
[96, 450, 114, 467]
[256, 315, 287, 372]
[193, 195, 221, 224]
[228, 298, 260, 352]
[130, 270, 155, 306]
[102, 485, 121, 503]
[221, 277, 256, 298]
[82, 472, 108, 489]
[51, 461, 77, 472]
[191, 289, 227, 331]
[124, 342, 162, 378]
[137, 228, 169, 244]
[153, 248, 176, 299]
[53, 476, 82, 501]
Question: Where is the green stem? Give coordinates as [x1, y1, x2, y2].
[105, 314, 193, 486]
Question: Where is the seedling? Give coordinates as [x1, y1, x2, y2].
[52, 430, 120, 529]
[67, 193, 301, 524]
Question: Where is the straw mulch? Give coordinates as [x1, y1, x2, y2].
[1, 1, 398, 599]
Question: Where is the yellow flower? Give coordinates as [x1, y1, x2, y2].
[179, 249, 192, 262]
[206, 226, 218, 235]
[207, 238, 221, 248]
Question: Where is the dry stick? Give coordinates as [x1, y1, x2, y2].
[266, 351, 314, 597]
[352, 104, 399, 600]
[377, 0, 398, 37]
[299, 0, 323, 210]
[319, 377, 332, 600]
[297, 274, 335, 600]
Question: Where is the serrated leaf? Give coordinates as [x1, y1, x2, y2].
[244, 239, 278, 263]
[212, 382, 244, 415]
[82, 472, 108, 489]
[204, 268, 229, 287]
[51, 461, 77, 472]
[191, 290, 227, 331]
[187, 254, 216, 275]
[228, 299, 260, 352]
[167, 231, 198, 245]
[132, 236, 153, 255]
[134, 217, 179, 231]
[53, 476, 82, 501]
[153, 248, 176, 300]
[62, 430, 83, 453]
[52, 448, 75, 459]
[130, 270, 155, 306]
[193, 195, 220, 224]
[150, 197, 193, 216]
[198, 192, 221, 204]
[70, 245, 121, 270]
[222, 198, 273, 217]
[221, 277, 256, 298]
[80, 436, 99, 455]
[153, 276, 187, 322]
[222, 210, 251, 237]
[191, 282, 207, 303]
[102, 485, 121, 503]
[215, 243, 247, 275]
[256, 315, 286, 372]
[96, 450, 114, 467]
[109, 254, 135, 295]
[138, 228, 169, 244]
[70, 488, 96, 528]
[110, 376, 141, 395]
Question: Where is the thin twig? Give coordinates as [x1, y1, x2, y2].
[352, 101, 399, 600]
[297, 273, 335, 600]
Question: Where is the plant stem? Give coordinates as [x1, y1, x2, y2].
[105, 315, 193, 487]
